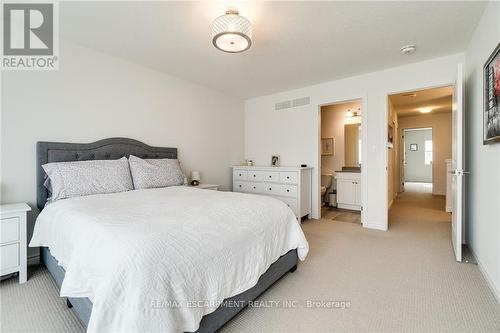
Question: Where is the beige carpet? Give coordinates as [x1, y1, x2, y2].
[2, 189, 499, 332]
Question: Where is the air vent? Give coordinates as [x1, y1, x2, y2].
[275, 96, 310, 111]
[275, 100, 292, 110]
[292, 97, 310, 107]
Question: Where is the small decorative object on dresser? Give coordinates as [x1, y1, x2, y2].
[271, 155, 280, 167]
[190, 183, 219, 191]
[190, 171, 200, 186]
[232, 166, 312, 219]
[0, 203, 31, 283]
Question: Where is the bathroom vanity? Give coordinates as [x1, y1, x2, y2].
[335, 170, 361, 211]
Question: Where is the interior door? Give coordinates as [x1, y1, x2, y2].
[451, 64, 465, 262]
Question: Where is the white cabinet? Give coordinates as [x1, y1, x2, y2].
[335, 172, 361, 211]
[232, 166, 312, 219]
[0, 203, 31, 283]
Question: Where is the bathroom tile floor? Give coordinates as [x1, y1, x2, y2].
[321, 206, 361, 224]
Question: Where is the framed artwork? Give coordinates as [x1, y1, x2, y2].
[271, 155, 280, 167]
[321, 138, 334, 156]
[410, 144, 418, 151]
[483, 42, 500, 144]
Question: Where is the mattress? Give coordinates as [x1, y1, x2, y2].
[30, 186, 309, 332]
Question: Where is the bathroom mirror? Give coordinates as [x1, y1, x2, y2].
[344, 123, 361, 167]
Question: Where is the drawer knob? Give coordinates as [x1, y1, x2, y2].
[239, 174, 242, 176]
[253, 175, 256, 177]
[286, 176, 290, 179]
[269, 175, 272, 178]
[286, 189, 290, 192]
[239, 185, 242, 187]
[269, 188, 272, 191]
[253, 186, 256, 189]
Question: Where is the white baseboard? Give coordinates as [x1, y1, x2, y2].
[469, 247, 500, 305]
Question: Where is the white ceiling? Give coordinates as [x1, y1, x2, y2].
[390, 86, 453, 117]
[60, 1, 486, 99]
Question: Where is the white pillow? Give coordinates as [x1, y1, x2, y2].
[128, 155, 186, 189]
[42, 157, 133, 202]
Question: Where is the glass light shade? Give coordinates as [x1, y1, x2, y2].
[212, 10, 252, 53]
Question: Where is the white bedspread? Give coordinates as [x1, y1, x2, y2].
[30, 186, 308, 332]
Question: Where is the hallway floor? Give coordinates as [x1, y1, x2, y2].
[1, 190, 499, 332]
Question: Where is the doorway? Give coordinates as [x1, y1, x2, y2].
[319, 99, 362, 225]
[387, 85, 454, 242]
[403, 127, 433, 190]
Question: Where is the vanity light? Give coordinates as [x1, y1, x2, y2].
[346, 109, 355, 118]
[212, 9, 252, 53]
[419, 108, 433, 114]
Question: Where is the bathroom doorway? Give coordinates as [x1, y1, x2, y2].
[319, 99, 362, 224]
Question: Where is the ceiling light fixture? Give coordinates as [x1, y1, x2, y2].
[400, 45, 416, 55]
[419, 107, 433, 113]
[212, 9, 252, 53]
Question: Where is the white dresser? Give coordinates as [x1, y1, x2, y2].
[1, 203, 31, 283]
[232, 166, 312, 219]
[335, 172, 361, 211]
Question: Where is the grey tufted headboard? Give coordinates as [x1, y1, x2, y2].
[36, 138, 177, 210]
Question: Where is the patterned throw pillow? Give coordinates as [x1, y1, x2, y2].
[42, 157, 134, 202]
[128, 155, 186, 189]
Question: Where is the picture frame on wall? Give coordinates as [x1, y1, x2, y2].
[321, 138, 334, 156]
[483, 42, 500, 144]
[271, 155, 280, 167]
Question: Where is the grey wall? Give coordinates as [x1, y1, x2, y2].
[404, 129, 432, 183]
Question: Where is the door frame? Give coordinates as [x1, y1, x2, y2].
[318, 97, 366, 224]
[402, 127, 434, 186]
[384, 82, 454, 230]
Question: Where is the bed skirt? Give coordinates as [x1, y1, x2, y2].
[41, 246, 298, 333]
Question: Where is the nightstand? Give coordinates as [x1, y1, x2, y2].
[190, 184, 219, 191]
[1, 203, 31, 283]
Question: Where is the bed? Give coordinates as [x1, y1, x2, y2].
[32, 138, 308, 332]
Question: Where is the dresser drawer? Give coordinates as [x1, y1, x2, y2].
[1, 243, 19, 271]
[277, 184, 298, 197]
[275, 196, 298, 216]
[259, 183, 280, 195]
[248, 170, 262, 181]
[233, 170, 248, 180]
[234, 182, 247, 192]
[1, 217, 19, 244]
[279, 172, 298, 184]
[261, 171, 279, 182]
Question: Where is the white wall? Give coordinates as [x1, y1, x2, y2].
[1, 40, 244, 258]
[398, 113, 452, 195]
[245, 53, 464, 229]
[464, 1, 500, 302]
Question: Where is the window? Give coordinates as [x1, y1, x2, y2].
[424, 140, 432, 165]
